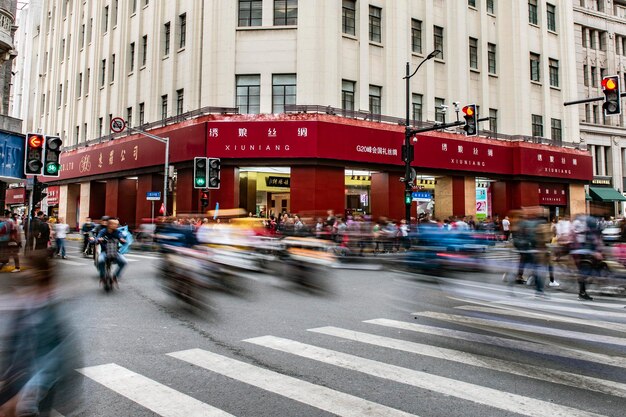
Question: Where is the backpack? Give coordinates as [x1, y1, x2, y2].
[0, 220, 12, 243]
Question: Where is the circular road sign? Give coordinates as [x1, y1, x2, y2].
[110, 117, 127, 133]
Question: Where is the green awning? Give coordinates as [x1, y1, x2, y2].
[589, 186, 626, 202]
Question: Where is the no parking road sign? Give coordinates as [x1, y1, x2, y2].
[110, 117, 126, 133]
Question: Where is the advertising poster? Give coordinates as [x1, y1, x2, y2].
[476, 187, 488, 221]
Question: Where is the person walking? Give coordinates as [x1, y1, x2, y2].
[54, 218, 70, 259]
[502, 216, 511, 241]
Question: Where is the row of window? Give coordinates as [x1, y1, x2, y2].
[581, 27, 608, 51]
[582, 64, 611, 88]
[467, 0, 496, 14]
[528, 0, 558, 32]
[238, 0, 297, 26]
[530, 53, 560, 87]
[531, 114, 562, 141]
[236, 74, 296, 114]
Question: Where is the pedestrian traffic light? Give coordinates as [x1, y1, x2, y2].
[193, 157, 207, 189]
[602, 75, 621, 116]
[24, 133, 45, 175]
[208, 158, 221, 189]
[405, 191, 412, 205]
[33, 180, 48, 206]
[43, 135, 62, 177]
[201, 192, 209, 208]
[462, 104, 478, 137]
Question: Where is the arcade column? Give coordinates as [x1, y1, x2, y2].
[175, 167, 200, 214]
[290, 166, 345, 216]
[511, 181, 539, 209]
[58, 184, 80, 228]
[370, 172, 405, 221]
[569, 183, 587, 216]
[208, 166, 240, 211]
[434, 176, 476, 220]
[79, 182, 91, 226]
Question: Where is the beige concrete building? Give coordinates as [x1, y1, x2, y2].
[22, 0, 581, 146]
[575, 0, 626, 216]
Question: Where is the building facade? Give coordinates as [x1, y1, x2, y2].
[575, 0, 626, 216]
[15, 0, 592, 227]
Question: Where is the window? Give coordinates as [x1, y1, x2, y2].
[103, 6, 109, 33]
[549, 59, 559, 87]
[57, 84, 62, 107]
[75, 126, 79, 143]
[489, 108, 498, 133]
[41, 94, 46, 114]
[487, 0, 495, 14]
[164, 22, 171, 56]
[272, 74, 297, 113]
[274, 0, 298, 26]
[583, 65, 589, 86]
[411, 19, 422, 54]
[88, 18, 93, 43]
[98, 117, 103, 138]
[342, 0, 356, 35]
[86, 68, 90, 94]
[600, 67, 607, 81]
[239, 0, 262, 27]
[528, 0, 538, 25]
[342, 80, 355, 111]
[435, 98, 446, 123]
[179, 13, 187, 49]
[546, 3, 556, 32]
[131, 0, 137, 14]
[589, 30, 596, 49]
[127, 107, 133, 128]
[129, 42, 135, 72]
[593, 104, 599, 124]
[77, 72, 82, 97]
[236, 75, 261, 114]
[600, 32, 607, 51]
[369, 85, 382, 114]
[412, 94, 423, 123]
[113, 0, 118, 27]
[177, 89, 184, 115]
[100, 59, 106, 87]
[139, 103, 145, 125]
[434, 26, 444, 59]
[488, 43, 496, 74]
[622, 38, 626, 56]
[83, 123, 88, 141]
[142, 35, 148, 66]
[110, 54, 115, 82]
[144, 0, 149, 6]
[551, 118, 562, 142]
[469, 37, 478, 69]
[530, 53, 540, 82]
[468, 0, 476, 8]
[596, 0, 603, 13]
[591, 66, 597, 87]
[161, 95, 168, 119]
[584, 104, 590, 122]
[369, 6, 382, 43]
[80, 24, 85, 48]
[108, 114, 113, 134]
[60, 39, 65, 61]
[582, 28, 587, 48]
[531, 114, 543, 137]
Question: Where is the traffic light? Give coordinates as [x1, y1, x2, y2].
[201, 192, 209, 208]
[193, 157, 207, 189]
[32, 180, 48, 206]
[43, 135, 62, 177]
[401, 144, 414, 163]
[602, 75, 621, 116]
[24, 133, 45, 175]
[208, 158, 221, 189]
[404, 191, 412, 205]
[462, 104, 478, 137]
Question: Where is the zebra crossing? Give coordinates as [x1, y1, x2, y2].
[74, 299, 626, 417]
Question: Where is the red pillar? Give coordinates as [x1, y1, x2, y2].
[89, 182, 107, 220]
[452, 176, 466, 217]
[175, 167, 200, 214]
[105, 179, 119, 218]
[290, 166, 345, 217]
[511, 181, 539, 209]
[118, 179, 138, 228]
[208, 166, 240, 211]
[136, 174, 163, 223]
[371, 172, 405, 221]
[491, 181, 512, 218]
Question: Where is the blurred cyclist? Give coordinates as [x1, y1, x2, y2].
[96, 218, 127, 285]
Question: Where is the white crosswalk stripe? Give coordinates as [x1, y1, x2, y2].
[168, 349, 416, 417]
[364, 318, 626, 368]
[77, 363, 234, 417]
[308, 326, 626, 397]
[414, 311, 626, 347]
[244, 335, 605, 417]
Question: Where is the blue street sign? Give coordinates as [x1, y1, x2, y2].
[0, 132, 26, 180]
[146, 191, 161, 201]
[412, 191, 432, 200]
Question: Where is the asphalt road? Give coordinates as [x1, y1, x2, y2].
[2, 240, 626, 417]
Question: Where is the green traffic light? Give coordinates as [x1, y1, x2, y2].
[46, 162, 59, 174]
[195, 178, 206, 186]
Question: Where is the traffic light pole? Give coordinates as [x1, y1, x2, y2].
[127, 126, 170, 217]
[564, 92, 626, 106]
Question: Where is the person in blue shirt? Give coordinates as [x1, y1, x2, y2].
[96, 218, 128, 285]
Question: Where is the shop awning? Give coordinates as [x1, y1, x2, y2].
[589, 186, 626, 202]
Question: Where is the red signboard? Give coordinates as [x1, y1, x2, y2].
[515, 144, 592, 181]
[538, 183, 568, 206]
[46, 186, 60, 206]
[5, 187, 25, 205]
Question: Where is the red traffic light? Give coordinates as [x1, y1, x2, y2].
[28, 135, 44, 148]
[602, 77, 618, 91]
[462, 106, 475, 116]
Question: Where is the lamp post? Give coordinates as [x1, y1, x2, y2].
[403, 49, 440, 228]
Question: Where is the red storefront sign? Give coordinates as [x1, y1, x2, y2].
[46, 186, 60, 205]
[515, 144, 592, 181]
[538, 183, 568, 206]
[5, 188, 25, 205]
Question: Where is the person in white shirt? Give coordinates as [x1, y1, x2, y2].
[54, 218, 70, 259]
[502, 216, 511, 241]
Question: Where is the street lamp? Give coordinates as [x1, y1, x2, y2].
[403, 49, 441, 228]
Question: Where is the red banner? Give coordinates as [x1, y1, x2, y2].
[538, 183, 568, 206]
[5, 188, 25, 205]
[515, 144, 592, 181]
[46, 186, 60, 206]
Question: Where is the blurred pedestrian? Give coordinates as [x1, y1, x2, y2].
[502, 216, 511, 241]
[54, 218, 70, 259]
